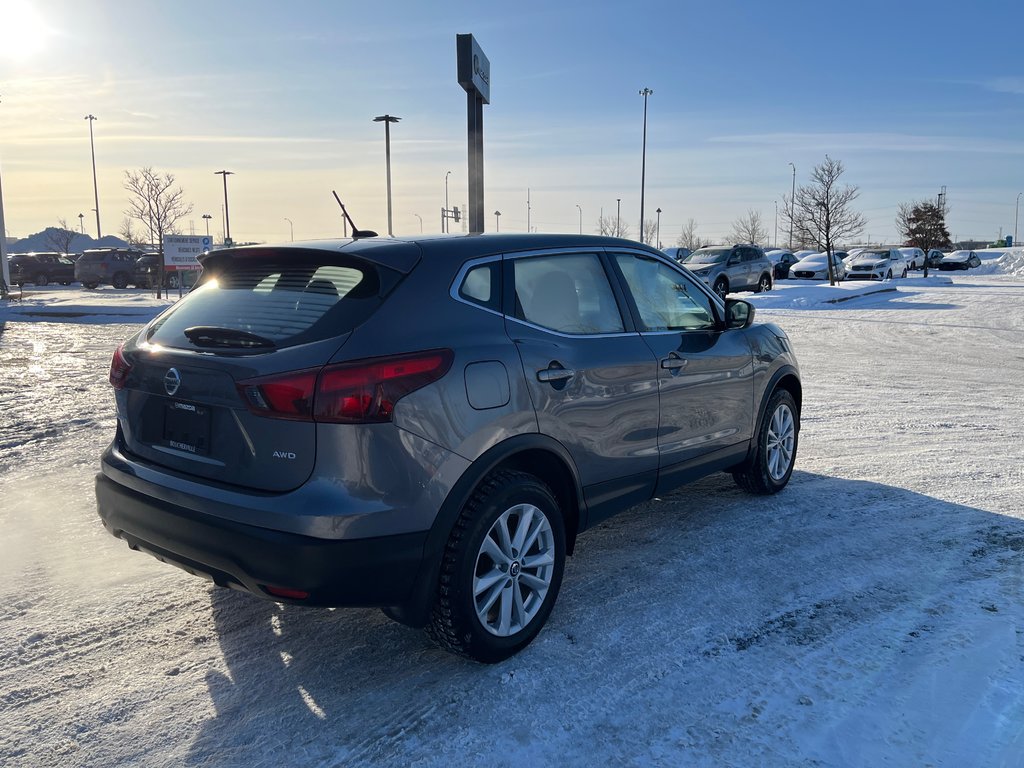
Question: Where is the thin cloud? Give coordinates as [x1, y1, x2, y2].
[707, 132, 1024, 155]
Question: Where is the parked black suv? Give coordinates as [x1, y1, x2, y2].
[8, 252, 76, 286]
[96, 234, 801, 662]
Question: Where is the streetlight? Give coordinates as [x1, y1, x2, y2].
[788, 162, 796, 249]
[201, 213, 212, 237]
[494, 210, 501, 232]
[444, 170, 452, 233]
[373, 114, 401, 237]
[78, 213, 85, 233]
[413, 213, 423, 233]
[655, 207, 662, 249]
[638, 87, 653, 244]
[284, 217, 293, 241]
[1016, 192, 1022, 245]
[576, 204, 582, 235]
[616, 198, 621, 236]
[215, 170, 234, 244]
[774, 200, 778, 249]
[85, 114, 101, 237]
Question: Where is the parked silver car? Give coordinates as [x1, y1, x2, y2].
[96, 234, 801, 662]
[845, 248, 910, 280]
[678, 244, 774, 298]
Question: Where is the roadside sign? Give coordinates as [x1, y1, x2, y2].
[162, 235, 211, 271]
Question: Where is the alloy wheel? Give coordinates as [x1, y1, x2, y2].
[766, 403, 796, 481]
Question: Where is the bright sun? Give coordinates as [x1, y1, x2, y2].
[0, 0, 50, 60]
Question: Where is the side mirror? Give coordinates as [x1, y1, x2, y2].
[725, 298, 755, 330]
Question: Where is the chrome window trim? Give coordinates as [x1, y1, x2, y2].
[449, 254, 504, 319]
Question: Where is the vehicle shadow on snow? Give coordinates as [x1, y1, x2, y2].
[185, 471, 1024, 765]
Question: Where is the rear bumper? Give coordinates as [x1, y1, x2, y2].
[96, 472, 428, 607]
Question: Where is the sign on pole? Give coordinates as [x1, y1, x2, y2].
[162, 235, 212, 271]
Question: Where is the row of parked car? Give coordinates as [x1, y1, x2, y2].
[661, 244, 984, 294]
[5, 249, 196, 290]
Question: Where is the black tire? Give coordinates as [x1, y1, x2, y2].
[886, 270, 893, 280]
[733, 389, 799, 495]
[84, 282, 98, 289]
[755, 273, 772, 293]
[168, 274, 180, 289]
[34, 273, 49, 287]
[111, 272, 129, 289]
[901, 268, 908, 278]
[426, 469, 566, 663]
[713, 277, 729, 300]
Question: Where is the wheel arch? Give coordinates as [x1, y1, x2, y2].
[384, 433, 585, 628]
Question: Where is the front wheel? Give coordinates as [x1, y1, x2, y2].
[34, 273, 49, 287]
[901, 268, 908, 278]
[756, 273, 772, 293]
[885, 270, 893, 280]
[733, 389, 799, 494]
[713, 277, 729, 300]
[427, 470, 566, 663]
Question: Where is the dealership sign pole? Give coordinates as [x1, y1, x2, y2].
[457, 34, 490, 235]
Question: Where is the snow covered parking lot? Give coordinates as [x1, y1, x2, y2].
[2, 274, 1023, 767]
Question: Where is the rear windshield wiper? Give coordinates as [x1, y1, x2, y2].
[183, 326, 277, 349]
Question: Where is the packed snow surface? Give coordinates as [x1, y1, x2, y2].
[2, 276, 1023, 767]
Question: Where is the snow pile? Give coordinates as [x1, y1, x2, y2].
[0, 287, 172, 324]
[974, 248, 1024, 276]
[745, 276, 950, 310]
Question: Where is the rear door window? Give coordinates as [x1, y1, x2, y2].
[145, 255, 399, 351]
[511, 253, 624, 335]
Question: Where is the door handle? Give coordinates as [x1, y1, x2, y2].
[537, 367, 575, 383]
[660, 355, 688, 370]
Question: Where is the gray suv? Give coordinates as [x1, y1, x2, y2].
[680, 244, 774, 298]
[96, 234, 801, 662]
[76, 247, 143, 289]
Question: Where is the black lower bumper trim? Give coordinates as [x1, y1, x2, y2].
[95, 473, 427, 607]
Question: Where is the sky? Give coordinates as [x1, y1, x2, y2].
[1, 0, 1022, 248]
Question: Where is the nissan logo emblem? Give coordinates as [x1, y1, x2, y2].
[164, 368, 182, 396]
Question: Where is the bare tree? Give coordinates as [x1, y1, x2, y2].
[597, 214, 630, 239]
[676, 218, 708, 251]
[642, 218, 658, 247]
[123, 167, 193, 298]
[46, 219, 78, 254]
[118, 216, 149, 249]
[781, 156, 865, 285]
[729, 209, 769, 245]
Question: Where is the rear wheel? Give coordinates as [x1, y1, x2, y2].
[427, 470, 566, 663]
[111, 272, 129, 289]
[901, 268, 908, 278]
[885, 270, 893, 280]
[34, 273, 48, 287]
[756, 273, 772, 293]
[733, 389, 799, 495]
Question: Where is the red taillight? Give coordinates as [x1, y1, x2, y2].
[263, 585, 309, 600]
[315, 349, 454, 423]
[235, 350, 453, 424]
[109, 343, 132, 389]
[236, 369, 318, 421]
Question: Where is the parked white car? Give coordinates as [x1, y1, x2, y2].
[845, 248, 910, 280]
[792, 249, 819, 260]
[899, 247, 926, 270]
[790, 252, 848, 280]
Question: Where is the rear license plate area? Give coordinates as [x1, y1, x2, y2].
[162, 400, 211, 455]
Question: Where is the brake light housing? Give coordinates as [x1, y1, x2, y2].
[109, 343, 132, 389]
[236, 349, 454, 424]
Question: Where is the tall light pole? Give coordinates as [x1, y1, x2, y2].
[638, 87, 653, 244]
[527, 187, 531, 233]
[413, 213, 423, 233]
[444, 170, 452, 233]
[215, 170, 234, 244]
[576, 204, 582, 235]
[202, 213, 212, 237]
[373, 114, 401, 236]
[494, 210, 501, 232]
[0, 143, 9, 296]
[788, 162, 796, 249]
[774, 200, 778, 249]
[85, 114, 101, 237]
[616, 198, 621, 236]
[655, 207, 662, 249]
[284, 217, 293, 241]
[1015, 192, 1021, 245]
[78, 213, 85, 233]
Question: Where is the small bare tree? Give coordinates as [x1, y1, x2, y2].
[597, 214, 630, 239]
[781, 156, 865, 285]
[46, 219, 78, 254]
[124, 167, 193, 298]
[118, 216, 150, 249]
[676, 218, 708, 251]
[642, 218, 658, 247]
[729, 209, 768, 245]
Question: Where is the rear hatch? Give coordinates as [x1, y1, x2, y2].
[115, 246, 409, 492]
[75, 251, 108, 282]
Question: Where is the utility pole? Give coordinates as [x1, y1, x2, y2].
[527, 188, 531, 233]
[788, 162, 796, 249]
[638, 87, 653, 244]
[655, 207, 662, 249]
[215, 170, 234, 244]
[616, 198, 621, 237]
[85, 114, 101, 237]
[576, 204, 582, 235]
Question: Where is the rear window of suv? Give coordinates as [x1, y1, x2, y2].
[144, 254, 400, 351]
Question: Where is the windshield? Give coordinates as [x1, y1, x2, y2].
[860, 251, 888, 259]
[685, 248, 730, 264]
